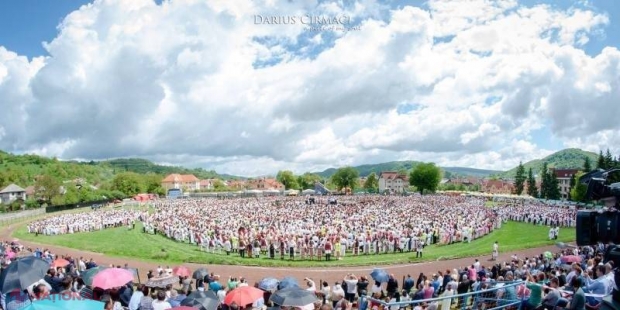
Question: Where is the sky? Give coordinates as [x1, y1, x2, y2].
[0, 0, 619, 177]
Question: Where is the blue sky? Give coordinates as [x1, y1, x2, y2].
[0, 0, 93, 58]
[6, 0, 615, 59]
[0, 0, 619, 176]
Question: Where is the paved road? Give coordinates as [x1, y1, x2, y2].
[4, 223, 570, 286]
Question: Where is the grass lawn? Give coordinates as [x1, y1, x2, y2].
[12, 220, 575, 267]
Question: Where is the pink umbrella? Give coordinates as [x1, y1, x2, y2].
[92, 268, 134, 289]
[6, 251, 16, 259]
[560, 255, 582, 263]
[173, 266, 191, 277]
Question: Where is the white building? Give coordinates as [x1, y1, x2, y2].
[0, 184, 26, 204]
[378, 171, 409, 193]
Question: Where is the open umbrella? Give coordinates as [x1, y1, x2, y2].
[92, 268, 134, 289]
[192, 268, 209, 280]
[224, 286, 264, 306]
[560, 255, 582, 264]
[258, 277, 279, 291]
[81, 266, 107, 286]
[173, 266, 191, 277]
[270, 288, 317, 307]
[0, 256, 50, 292]
[181, 290, 220, 310]
[370, 268, 389, 283]
[6, 251, 16, 259]
[278, 277, 299, 290]
[23, 298, 105, 310]
[146, 275, 180, 288]
[544, 251, 553, 259]
[51, 258, 70, 268]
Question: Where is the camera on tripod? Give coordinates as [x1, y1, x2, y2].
[575, 168, 620, 309]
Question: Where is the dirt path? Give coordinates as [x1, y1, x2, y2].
[3, 223, 568, 286]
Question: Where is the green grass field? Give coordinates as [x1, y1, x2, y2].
[13, 220, 575, 267]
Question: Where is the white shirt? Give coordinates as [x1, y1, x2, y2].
[152, 300, 172, 310]
[128, 291, 144, 310]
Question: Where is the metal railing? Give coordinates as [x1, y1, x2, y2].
[0, 208, 46, 225]
[367, 281, 525, 310]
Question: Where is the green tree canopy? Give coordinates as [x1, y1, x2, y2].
[408, 162, 441, 195]
[297, 173, 322, 190]
[570, 172, 588, 202]
[111, 172, 144, 196]
[330, 167, 360, 191]
[276, 170, 299, 190]
[34, 175, 61, 203]
[363, 172, 379, 193]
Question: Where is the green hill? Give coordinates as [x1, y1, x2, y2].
[313, 161, 501, 178]
[496, 148, 597, 179]
[0, 151, 240, 191]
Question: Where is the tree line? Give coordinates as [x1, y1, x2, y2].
[513, 148, 620, 202]
[278, 162, 442, 195]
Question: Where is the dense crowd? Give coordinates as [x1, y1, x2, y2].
[492, 203, 577, 228]
[1, 237, 616, 310]
[142, 195, 500, 259]
[26, 210, 142, 235]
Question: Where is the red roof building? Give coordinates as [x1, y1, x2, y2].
[161, 174, 200, 191]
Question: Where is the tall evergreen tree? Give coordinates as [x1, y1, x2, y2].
[514, 161, 526, 195]
[583, 157, 592, 173]
[597, 150, 606, 169]
[540, 162, 550, 199]
[604, 148, 614, 169]
[526, 167, 538, 198]
[548, 172, 562, 200]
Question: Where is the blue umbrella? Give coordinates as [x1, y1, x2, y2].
[278, 276, 299, 290]
[23, 298, 105, 310]
[370, 268, 389, 283]
[259, 277, 279, 291]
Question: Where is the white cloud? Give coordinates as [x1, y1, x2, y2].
[0, 0, 618, 176]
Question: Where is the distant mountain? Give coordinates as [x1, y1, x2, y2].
[100, 158, 242, 180]
[442, 167, 503, 178]
[313, 161, 501, 179]
[496, 148, 597, 179]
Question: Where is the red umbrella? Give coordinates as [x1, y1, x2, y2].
[173, 266, 191, 277]
[560, 255, 582, 263]
[51, 258, 70, 268]
[224, 286, 264, 306]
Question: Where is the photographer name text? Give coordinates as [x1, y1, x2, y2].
[254, 14, 351, 25]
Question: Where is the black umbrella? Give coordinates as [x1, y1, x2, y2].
[181, 290, 220, 310]
[269, 288, 317, 307]
[192, 268, 209, 280]
[0, 256, 50, 292]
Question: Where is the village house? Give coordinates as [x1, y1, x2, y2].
[378, 171, 409, 193]
[481, 179, 514, 194]
[0, 184, 26, 204]
[246, 178, 285, 191]
[550, 168, 580, 200]
[161, 174, 201, 191]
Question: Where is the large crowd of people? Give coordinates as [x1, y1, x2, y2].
[26, 209, 142, 236]
[22, 194, 580, 261]
[2, 194, 617, 310]
[1, 238, 615, 310]
[141, 195, 499, 259]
